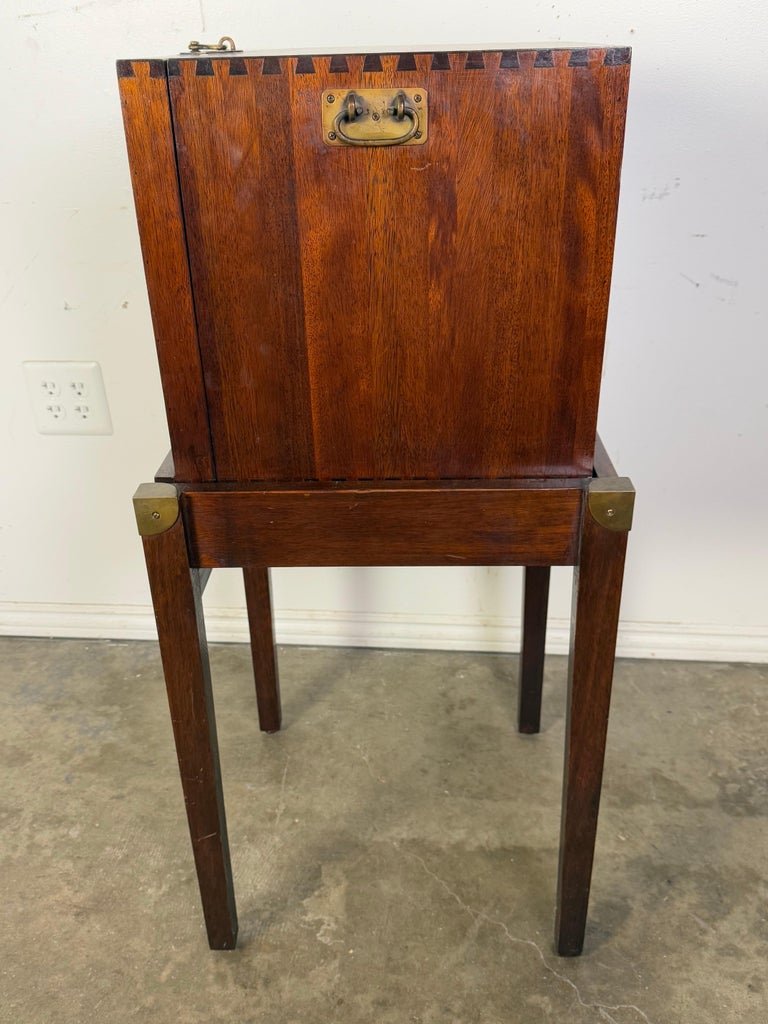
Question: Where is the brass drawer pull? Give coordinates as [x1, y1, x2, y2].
[323, 88, 428, 147]
[335, 90, 419, 146]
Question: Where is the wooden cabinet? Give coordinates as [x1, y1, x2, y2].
[119, 47, 630, 483]
[120, 46, 634, 956]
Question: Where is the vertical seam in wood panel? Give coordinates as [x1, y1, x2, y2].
[542, 62, 578, 471]
[574, 482, 588, 569]
[164, 64, 218, 481]
[281, 65, 317, 479]
[286, 68, 323, 479]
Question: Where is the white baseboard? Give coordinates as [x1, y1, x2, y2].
[0, 602, 766, 663]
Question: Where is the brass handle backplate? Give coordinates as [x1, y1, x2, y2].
[322, 88, 428, 147]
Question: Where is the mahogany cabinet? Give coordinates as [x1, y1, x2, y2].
[119, 44, 634, 955]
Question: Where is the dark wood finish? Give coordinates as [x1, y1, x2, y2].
[243, 568, 282, 732]
[182, 483, 583, 568]
[120, 45, 633, 956]
[118, 62, 214, 481]
[155, 449, 175, 483]
[157, 48, 629, 481]
[592, 433, 618, 478]
[141, 515, 237, 948]
[518, 566, 550, 733]
[555, 504, 628, 955]
[167, 59, 315, 481]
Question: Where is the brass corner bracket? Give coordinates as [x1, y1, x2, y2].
[133, 483, 180, 537]
[588, 477, 635, 532]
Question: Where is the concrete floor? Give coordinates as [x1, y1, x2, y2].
[1, 637, 766, 1023]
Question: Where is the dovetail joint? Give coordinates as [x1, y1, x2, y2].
[587, 477, 635, 532]
[133, 483, 180, 537]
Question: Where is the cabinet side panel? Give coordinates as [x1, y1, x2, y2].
[117, 60, 214, 481]
[567, 60, 630, 468]
[168, 59, 315, 481]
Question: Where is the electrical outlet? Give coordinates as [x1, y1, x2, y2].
[23, 361, 113, 435]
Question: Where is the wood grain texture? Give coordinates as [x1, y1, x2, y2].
[243, 567, 282, 732]
[122, 48, 633, 957]
[181, 482, 583, 567]
[155, 48, 629, 481]
[154, 449, 175, 483]
[556, 503, 628, 955]
[141, 516, 237, 949]
[592, 433, 618, 478]
[117, 61, 214, 481]
[167, 59, 315, 481]
[518, 565, 551, 734]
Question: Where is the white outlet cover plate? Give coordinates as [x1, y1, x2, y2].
[23, 360, 113, 435]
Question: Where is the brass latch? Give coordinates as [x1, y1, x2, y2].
[322, 88, 428, 147]
[187, 36, 238, 53]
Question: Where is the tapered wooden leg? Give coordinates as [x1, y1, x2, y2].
[556, 483, 631, 956]
[137, 487, 237, 949]
[518, 566, 550, 734]
[243, 567, 282, 733]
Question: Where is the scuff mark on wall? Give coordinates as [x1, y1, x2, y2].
[641, 178, 681, 201]
[18, 2, 98, 20]
[710, 273, 738, 288]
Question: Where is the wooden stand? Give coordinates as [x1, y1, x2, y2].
[119, 45, 634, 954]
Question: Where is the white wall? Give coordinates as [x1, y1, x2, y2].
[2, 1, 766, 661]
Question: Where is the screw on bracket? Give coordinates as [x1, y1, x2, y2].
[133, 483, 180, 537]
[587, 478, 635, 532]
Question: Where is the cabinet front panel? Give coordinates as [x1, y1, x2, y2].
[167, 49, 630, 481]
